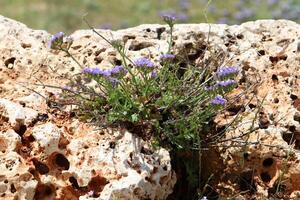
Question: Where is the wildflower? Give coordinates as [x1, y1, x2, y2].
[211, 95, 227, 106]
[201, 196, 208, 200]
[159, 11, 177, 25]
[82, 67, 111, 77]
[160, 54, 175, 61]
[108, 77, 120, 87]
[63, 36, 73, 44]
[49, 32, 65, 49]
[216, 80, 237, 87]
[110, 65, 128, 76]
[217, 66, 239, 77]
[151, 71, 158, 78]
[134, 58, 155, 68]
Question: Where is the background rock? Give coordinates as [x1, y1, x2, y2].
[0, 15, 300, 199]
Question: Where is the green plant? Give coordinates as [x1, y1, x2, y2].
[50, 16, 238, 149]
[48, 15, 239, 200]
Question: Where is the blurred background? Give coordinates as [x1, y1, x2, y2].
[1, 0, 300, 34]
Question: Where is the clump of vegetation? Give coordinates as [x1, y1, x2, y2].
[49, 15, 239, 199]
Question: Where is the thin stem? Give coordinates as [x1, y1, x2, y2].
[168, 25, 174, 53]
[59, 48, 84, 69]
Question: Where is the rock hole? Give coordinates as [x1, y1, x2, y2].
[37, 113, 49, 122]
[290, 94, 298, 101]
[10, 184, 16, 193]
[69, 177, 80, 189]
[274, 98, 279, 103]
[271, 74, 278, 82]
[88, 175, 108, 196]
[260, 172, 271, 182]
[128, 41, 154, 51]
[294, 113, 300, 122]
[114, 59, 122, 66]
[21, 43, 32, 48]
[248, 103, 256, 109]
[262, 158, 274, 167]
[239, 170, 256, 194]
[236, 34, 244, 39]
[289, 125, 296, 133]
[243, 152, 250, 160]
[34, 184, 55, 199]
[156, 27, 166, 40]
[54, 153, 70, 170]
[227, 105, 245, 115]
[32, 159, 49, 175]
[258, 50, 265, 56]
[259, 114, 270, 129]
[109, 141, 116, 149]
[14, 124, 27, 136]
[4, 57, 16, 67]
[140, 146, 153, 155]
[282, 132, 295, 145]
[145, 28, 151, 32]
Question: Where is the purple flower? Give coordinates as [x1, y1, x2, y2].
[151, 71, 158, 78]
[82, 67, 111, 77]
[110, 65, 128, 76]
[99, 69, 112, 77]
[217, 66, 239, 77]
[49, 32, 65, 49]
[159, 11, 177, 24]
[63, 36, 73, 44]
[160, 54, 175, 61]
[211, 95, 227, 106]
[217, 80, 237, 87]
[108, 77, 120, 87]
[134, 58, 155, 68]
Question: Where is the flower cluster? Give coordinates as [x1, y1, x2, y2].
[216, 80, 237, 87]
[83, 65, 128, 87]
[217, 66, 239, 77]
[134, 57, 155, 68]
[211, 95, 227, 106]
[49, 32, 73, 50]
[160, 54, 176, 61]
[110, 65, 128, 76]
[207, 66, 239, 106]
[159, 12, 177, 26]
[83, 67, 111, 77]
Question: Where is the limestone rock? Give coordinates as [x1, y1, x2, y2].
[1, 14, 300, 199]
[0, 98, 38, 127]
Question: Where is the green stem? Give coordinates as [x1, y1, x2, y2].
[61, 48, 83, 69]
[168, 25, 173, 54]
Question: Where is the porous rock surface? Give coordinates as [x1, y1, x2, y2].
[0, 15, 300, 199]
